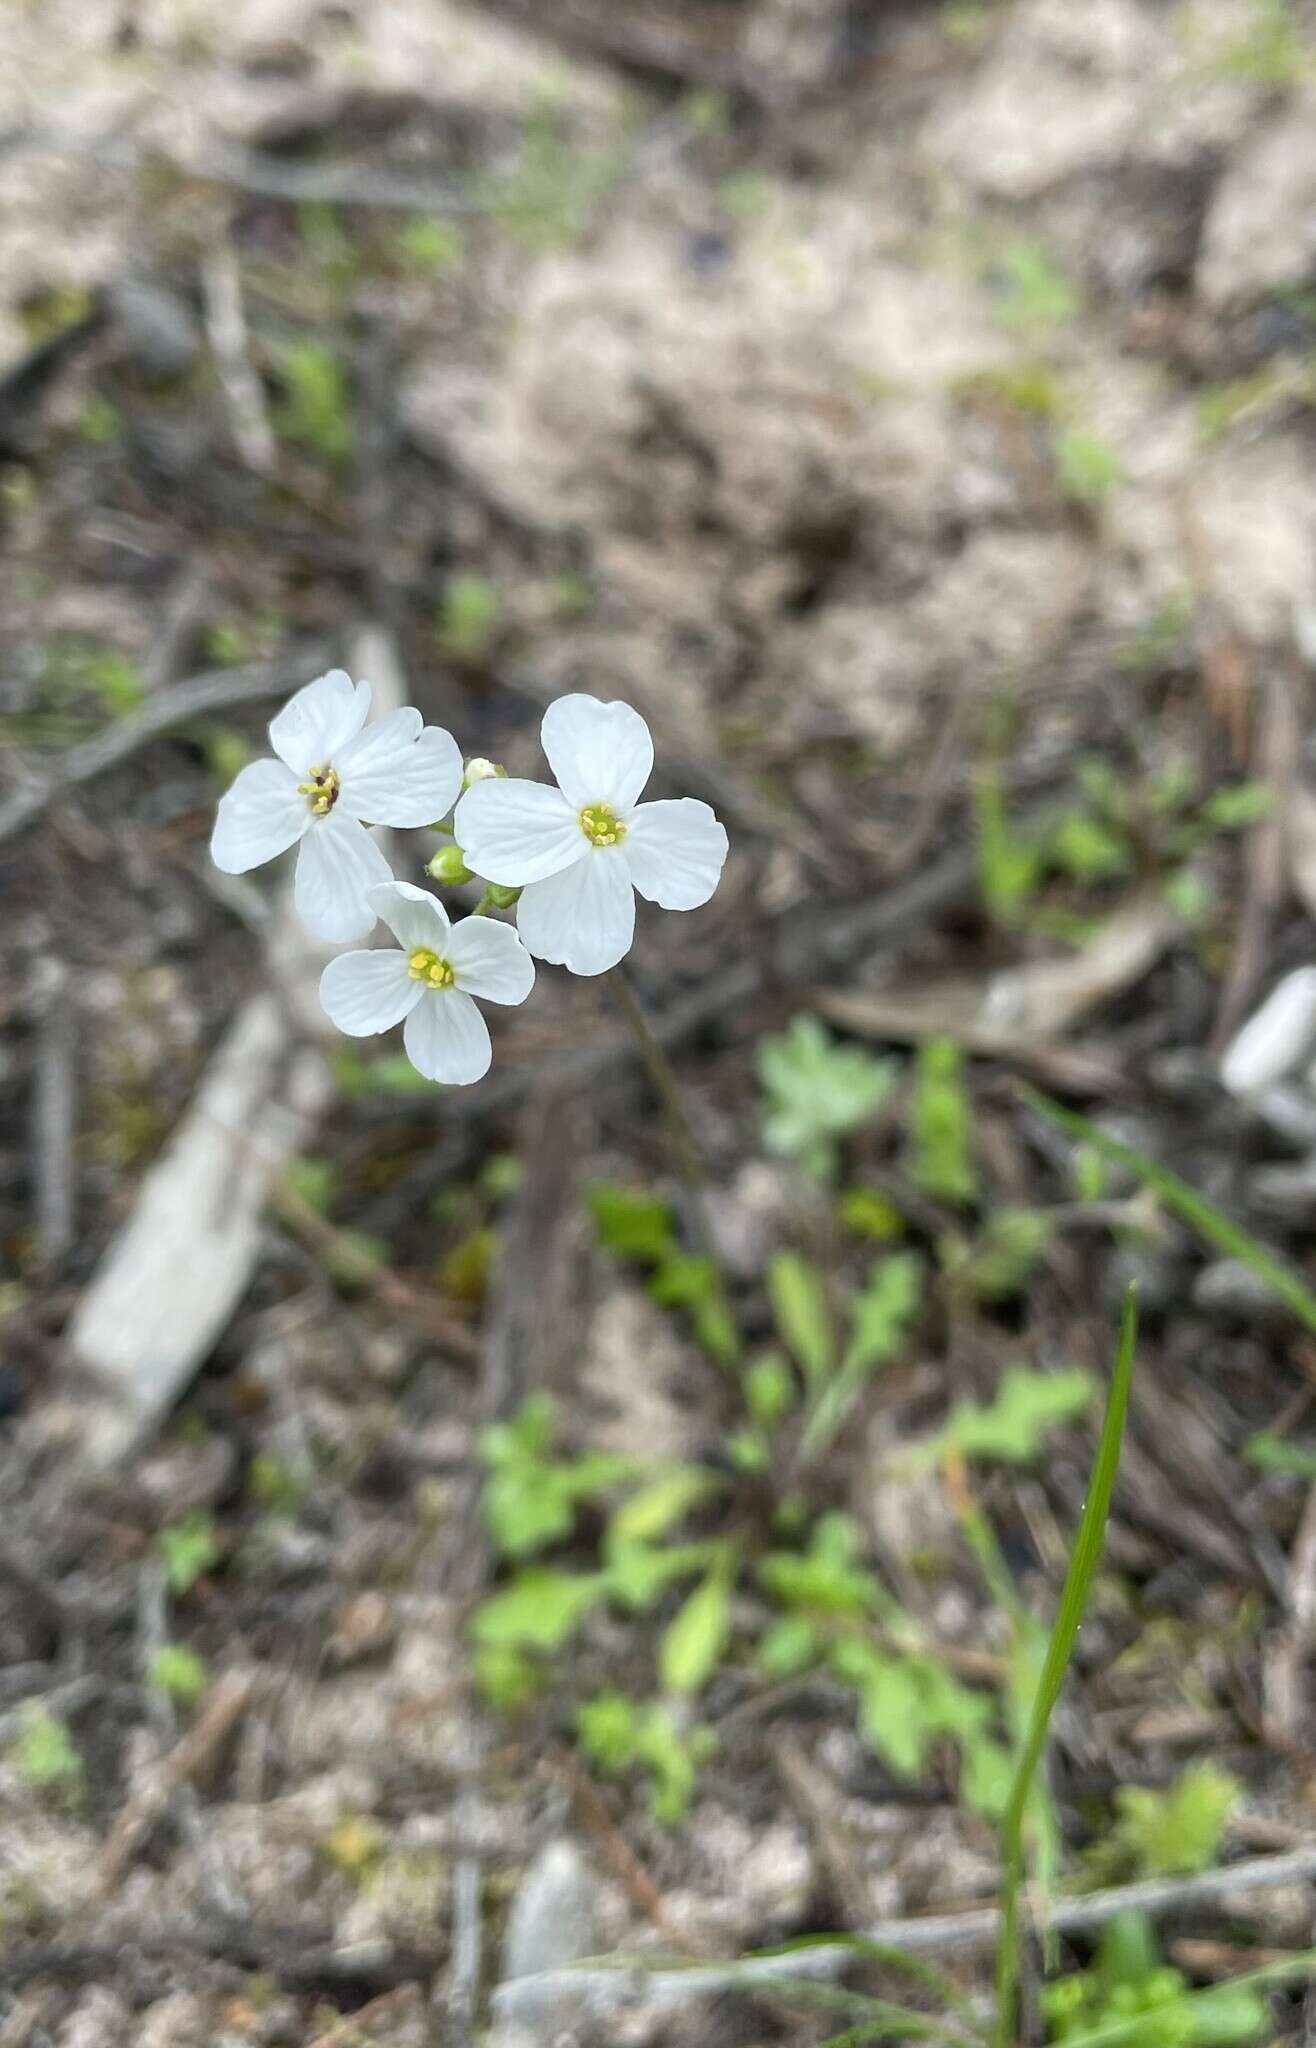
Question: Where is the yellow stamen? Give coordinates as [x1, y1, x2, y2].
[409, 946, 455, 989]
[297, 764, 341, 816]
[580, 801, 627, 847]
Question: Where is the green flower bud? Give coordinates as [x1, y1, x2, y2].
[483, 882, 521, 909]
[427, 843, 474, 886]
[463, 756, 505, 787]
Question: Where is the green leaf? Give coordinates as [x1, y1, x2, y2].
[576, 1690, 641, 1771]
[768, 1252, 834, 1387]
[587, 1181, 675, 1261]
[975, 763, 1044, 920]
[284, 1156, 338, 1215]
[960, 1736, 1015, 1818]
[332, 1049, 436, 1096]
[1201, 780, 1274, 831]
[1246, 1431, 1316, 1478]
[273, 339, 353, 468]
[472, 1643, 542, 1711]
[759, 1515, 879, 1618]
[911, 1038, 978, 1205]
[913, 1364, 1093, 1468]
[802, 1254, 923, 1460]
[744, 1351, 797, 1429]
[148, 1643, 209, 1707]
[992, 1288, 1137, 2048]
[11, 1704, 84, 1809]
[660, 1555, 735, 1695]
[580, 1695, 711, 1824]
[757, 1614, 819, 1677]
[1110, 1762, 1240, 1879]
[941, 1208, 1052, 1304]
[606, 1467, 719, 1548]
[758, 1014, 897, 1181]
[995, 239, 1080, 329]
[480, 1394, 634, 1559]
[396, 216, 464, 272]
[648, 1252, 741, 1364]
[158, 1512, 219, 1596]
[1055, 429, 1123, 507]
[838, 1187, 906, 1240]
[829, 1638, 993, 1780]
[469, 1568, 608, 1651]
[606, 1539, 711, 1612]
[1048, 808, 1130, 884]
[634, 1705, 710, 1824]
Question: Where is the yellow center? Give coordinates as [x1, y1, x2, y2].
[408, 946, 456, 990]
[298, 765, 341, 816]
[580, 801, 627, 847]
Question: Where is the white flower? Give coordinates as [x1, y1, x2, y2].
[453, 694, 728, 976]
[319, 880, 535, 1084]
[211, 668, 464, 941]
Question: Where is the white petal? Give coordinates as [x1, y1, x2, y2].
[445, 915, 536, 1005]
[1220, 967, 1316, 1095]
[404, 988, 492, 1084]
[541, 693, 653, 810]
[367, 879, 452, 952]
[293, 812, 394, 941]
[269, 670, 371, 775]
[516, 849, 635, 976]
[337, 713, 465, 828]
[454, 778, 586, 886]
[625, 798, 729, 910]
[210, 758, 309, 873]
[319, 950, 423, 1036]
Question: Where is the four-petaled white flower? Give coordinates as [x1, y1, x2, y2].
[320, 881, 535, 1084]
[211, 669, 464, 941]
[453, 694, 728, 976]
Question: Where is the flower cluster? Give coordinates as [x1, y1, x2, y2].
[212, 672, 728, 1084]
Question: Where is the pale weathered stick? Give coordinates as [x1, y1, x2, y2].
[0, 649, 331, 846]
[492, 1844, 1316, 2027]
[66, 627, 403, 1464]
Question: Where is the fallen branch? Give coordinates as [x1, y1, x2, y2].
[0, 649, 331, 847]
[94, 1666, 261, 1896]
[492, 1845, 1316, 2026]
[0, 125, 475, 215]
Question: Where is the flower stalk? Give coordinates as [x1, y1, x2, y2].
[606, 966, 717, 1258]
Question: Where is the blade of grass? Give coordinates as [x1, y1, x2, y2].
[763, 1934, 988, 2035]
[1020, 1086, 1316, 1333]
[992, 1287, 1138, 2048]
[711, 1966, 980, 2046]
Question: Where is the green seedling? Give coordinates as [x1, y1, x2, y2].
[576, 1692, 712, 1823]
[912, 1037, 978, 1205]
[480, 1393, 634, 1559]
[757, 1014, 897, 1181]
[148, 1643, 209, 1708]
[12, 1705, 84, 1810]
[273, 340, 353, 468]
[158, 1512, 219, 1595]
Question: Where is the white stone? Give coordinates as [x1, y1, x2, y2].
[1220, 968, 1316, 1096]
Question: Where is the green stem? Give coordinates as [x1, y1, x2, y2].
[992, 1287, 1138, 2048]
[606, 966, 710, 1209]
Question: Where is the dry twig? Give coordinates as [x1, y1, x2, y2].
[0, 650, 332, 847]
[491, 1845, 1316, 2026]
[94, 1666, 260, 1896]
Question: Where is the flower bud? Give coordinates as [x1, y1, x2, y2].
[483, 882, 521, 909]
[427, 843, 474, 886]
[463, 756, 504, 786]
